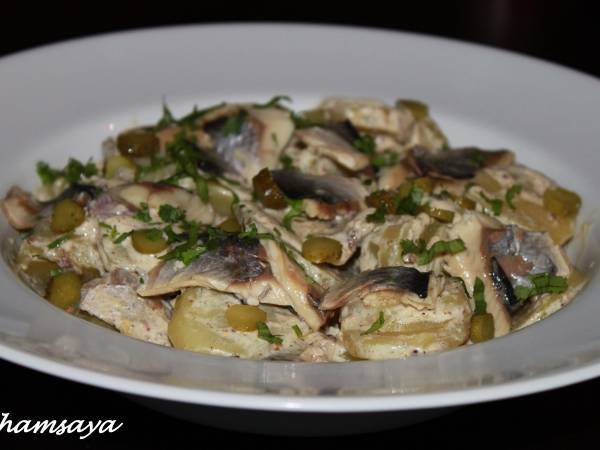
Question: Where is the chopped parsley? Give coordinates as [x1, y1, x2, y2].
[282, 199, 304, 230]
[505, 184, 523, 210]
[371, 151, 399, 168]
[361, 311, 385, 335]
[221, 111, 247, 136]
[396, 185, 424, 215]
[256, 321, 283, 344]
[47, 232, 73, 249]
[36, 158, 97, 185]
[114, 231, 132, 244]
[36, 162, 61, 185]
[165, 133, 209, 202]
[480, 192, 503, 216]
[177, 102, 226, 129]
[366, 206, 386, 223]
[155, 102, 176, 130]
[158, 204, 186, 223]
[133, 202, 152, 223]
[237, 223, 274, 241]
[513, 273, 568, 302]
[353, 134, 376, 155]
[401, 238, 466, 265]
[279, 153, 294, 169]
[254, 95, 292, 109]
[292, 324, 303, 338]
[473, 277, 487, 314]
[49, 268, 62, 277]
[99, 222, 118, 240]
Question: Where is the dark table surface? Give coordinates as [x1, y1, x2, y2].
[1, 1, 599, 447]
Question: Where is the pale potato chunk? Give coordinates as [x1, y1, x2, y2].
[167, 287, 310, 359]
[340, 278, 471, 360]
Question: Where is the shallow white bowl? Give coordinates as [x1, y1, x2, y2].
[0, 24, 599, 435]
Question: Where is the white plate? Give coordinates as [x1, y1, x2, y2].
[1, 24, 599, 434]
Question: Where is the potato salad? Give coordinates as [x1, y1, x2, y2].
[1, 96, 586, 361]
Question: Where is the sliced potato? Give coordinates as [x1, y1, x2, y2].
[340, 278, 471, 359]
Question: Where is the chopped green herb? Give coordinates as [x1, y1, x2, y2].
[99, 222, 118, 240]
[114, 231, 132, 244]
[353, 135, 376, 155]
[396, 186, 424, 215]
[361, 311, 385, 335]
[480, 192, 503, 216]
[401, 239, 426, 256]
[36, 158, 97, 185]
[514, 273, 568, 302]
[155, 101, 176, 130]
[473, 277, 487, 314]
[165, 133, 209, 202]
[282, 199, 304, 230]
[163, 225, 184, 244]
[505, 184, 523, 210]
[371, 151, 399, 168]
[254, 95, 292, 109]
[178, 102, 226, 129]
[36, 161, 61, 185]
[158, 204, 186, 223]
[47, 232, 73, 249]
[49, 268, 62, 277]
[279, 154, 294, 169]
[256, 321, 283, 344]
[238, 223, 274, 241]
[402, 238, 466, 265]
[64, 158, 97, 183]
[133, 202, 152, 223]
[292, 324, 303, 338]
[221, 111, 247, 136]
[366, 206, 386, 223]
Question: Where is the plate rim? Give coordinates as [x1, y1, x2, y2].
[1, 22, 599, 413]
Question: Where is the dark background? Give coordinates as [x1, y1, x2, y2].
[1, 0, 599, 448]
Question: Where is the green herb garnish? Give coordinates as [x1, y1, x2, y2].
[353, 135, 376, 155]
[505, 184, 523, 210]
[158, 204, 186, 223]
[473, 277, 487, 314]
[165, 133, 209, 202]
[114, 231, 132, 244]
[361, 311, 385, 335]
[133, 202, 152, 223]
[279, 154, 294, 169]
[292, 324, 303, 338]
[480, 192, 503, 216]
[254, 95, 292, 109]
[256, 321, 283, 344]
[401, 238, 466, 265]
[47, 232, 73, 249]
[155, 102, 176, 130]
[366, 206, 386, 223]
[221, 111, 247, 136]
[36, 162, 61, 185]
[513, 273, 568, 302]
[36, 158, 97, 185]
[282, 199, 304, 231]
